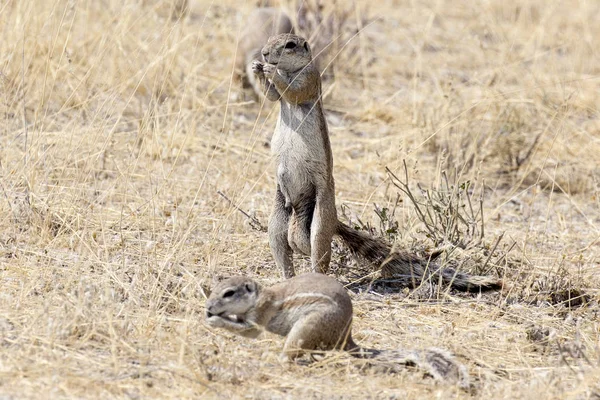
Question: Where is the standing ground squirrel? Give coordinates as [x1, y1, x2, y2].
[252, 33, 501, 291]
[206, 273, 469, 386]
[234, 8, 294, 99]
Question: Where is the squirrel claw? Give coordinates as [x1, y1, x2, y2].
[251, 60, 264, 74]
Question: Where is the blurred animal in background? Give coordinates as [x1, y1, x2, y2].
[234, 8, 295, 101]
[236, 1, 370, 100]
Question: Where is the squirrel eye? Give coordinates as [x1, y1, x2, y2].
[284, 41, 297, 49]
[223, 290, 235, 298]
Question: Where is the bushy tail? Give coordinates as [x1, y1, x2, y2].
[335, 221, 502, 292]
[348, 344, 469, 387]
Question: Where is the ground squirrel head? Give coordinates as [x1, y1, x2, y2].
[206, 276, 260, 322]
[261, 34, 312, 72]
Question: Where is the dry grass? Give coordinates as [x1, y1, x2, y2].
[1, 0, 599, 398]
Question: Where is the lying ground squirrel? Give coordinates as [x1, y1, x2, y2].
[252, 33, 501, 291]
[206, 273, 469, 386]
[234, 8, 294, 100]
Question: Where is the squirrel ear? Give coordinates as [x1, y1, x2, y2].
[304, 41, 309, 51]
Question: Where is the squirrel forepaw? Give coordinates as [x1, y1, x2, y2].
[251, 60, 264, 75]
[262, 63, 277, 78]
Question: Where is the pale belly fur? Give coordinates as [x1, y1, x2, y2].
[272, 116, 327, 208]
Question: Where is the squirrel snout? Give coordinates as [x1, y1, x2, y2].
[206, 304, 216, 318]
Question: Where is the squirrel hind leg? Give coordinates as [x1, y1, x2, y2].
[281, 314, 338, 361]
[269, 190, 295, 278]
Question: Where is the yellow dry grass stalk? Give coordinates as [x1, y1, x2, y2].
[0, 0, 599, 398]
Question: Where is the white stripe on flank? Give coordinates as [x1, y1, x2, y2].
[273, 293, 336, 308]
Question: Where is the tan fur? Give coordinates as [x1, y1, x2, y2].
[253, 33, 502, 292]
[206, 273, 470, 386]
[234, 8, 294, 99]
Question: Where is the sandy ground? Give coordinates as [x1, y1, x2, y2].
[0, 0, 599, 398]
